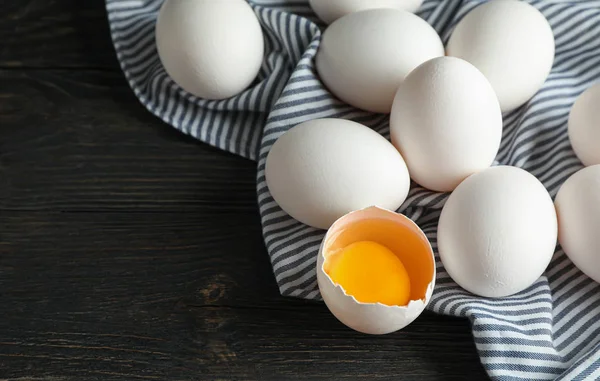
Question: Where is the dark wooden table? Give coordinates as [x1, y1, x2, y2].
[0, 1, 488, 380]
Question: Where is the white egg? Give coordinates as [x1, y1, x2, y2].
[155, 0, 264, 100]
[555, 165, 600, 284]
[265, 119, 410, 230]
[438, 166, 557, 298]
[317, 206, 435, 334]
[446, 0, 555, 112]
[390, 57, 502, 192]
[308, 0, 423, 24]
[569, 83, 600, 167]
[316, 9, 444, 113]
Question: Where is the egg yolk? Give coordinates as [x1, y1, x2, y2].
[326, 241, 411, 306]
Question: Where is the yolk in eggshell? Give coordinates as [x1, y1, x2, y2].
[326, 241, 411, 306]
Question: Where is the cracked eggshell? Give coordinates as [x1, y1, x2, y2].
[308, 0, 423, 24]
[438, 166, 557, 298]
[316, 8, 444, 113]
[555, 165, 600, 284]
[155, 0, 264, 100]
[316, 207, 435, 334]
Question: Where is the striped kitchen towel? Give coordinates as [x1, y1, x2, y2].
[106, 0, 600, 379]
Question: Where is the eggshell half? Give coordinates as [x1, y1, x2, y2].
[390, 57, 502, 192]
[308, 0, 423, 24]
[316, 9, 444, 113]
[265, 119, 410, 230]
[568, 83, 600, 167]
[438, 166, 557, 298]
[555, 165, 600, 284]
[155, 0, 264, 100]
[446, 0, 555, 112]
[317, 206, 435, 334]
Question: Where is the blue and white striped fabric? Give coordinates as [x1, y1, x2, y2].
[106, 0, 600, 379]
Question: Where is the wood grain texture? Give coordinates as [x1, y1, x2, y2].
[0, 212, 486, 380]
[0, 0, 489, 379]
[0, 0, 117, 69]
[0, 69, 257, 212]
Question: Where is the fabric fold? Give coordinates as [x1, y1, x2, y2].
[106, 0, 600, 379]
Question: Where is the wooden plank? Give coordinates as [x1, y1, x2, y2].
[0, 211, 487, 380]
[0, 0, 118, 69]
[0, 69, 257, 212]
[0, 0, 489, 374]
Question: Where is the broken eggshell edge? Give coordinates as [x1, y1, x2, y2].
[316, 206, 436, 334]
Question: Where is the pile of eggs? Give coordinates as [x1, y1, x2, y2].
[155, 0, 600, 334]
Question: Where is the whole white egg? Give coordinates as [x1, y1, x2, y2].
[446, 0, 555, 112]
[568, 83, 600, 167]
[308, 0, 423, 24]
[390, 57, 502, 192]
[555, 165, 600, 284]
[155, 0, 264, 100]
[265, 119, 410, 230]
[315, 9, 444, 113]
[438, 166, 558, 298]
